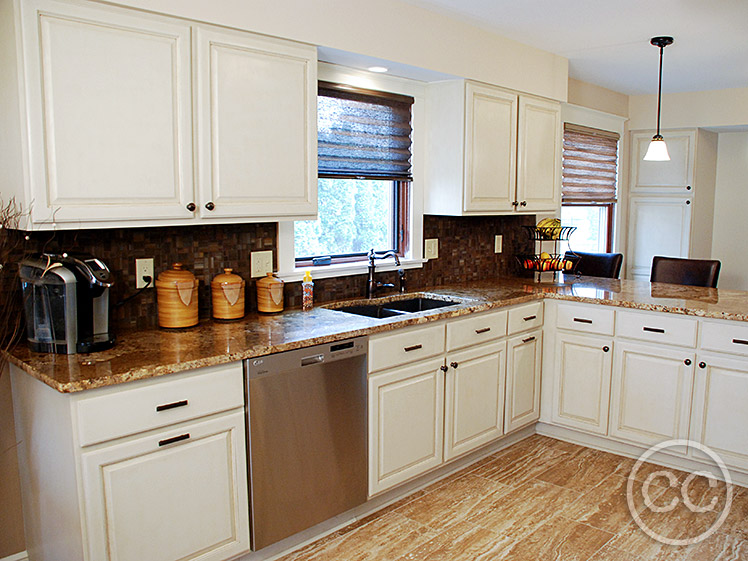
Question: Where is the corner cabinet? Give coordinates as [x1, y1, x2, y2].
[1, 0, 316, 230]
[425, 80, 561, 216]
[10, 362, 250, 561]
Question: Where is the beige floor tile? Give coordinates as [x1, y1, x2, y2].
[499, 515, 614, 561]
[684, 531, 748, 561]
[472, 439, 575, 486]
[588, 543, 650, 561]
[397, 519, 515, 561]
[536, 448, 631, 492]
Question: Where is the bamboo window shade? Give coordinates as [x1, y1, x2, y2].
[318, 81, 414, 180]
[562, 124, 619, 204]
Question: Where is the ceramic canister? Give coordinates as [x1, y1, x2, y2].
[256, 272, 284, 313]
[211, 268, 245, 320]
[155, 263, 199, 328]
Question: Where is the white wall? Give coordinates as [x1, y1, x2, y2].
[629, 87, 748, 130]
[108, 0, 568, 101]
[711, 132, 748, 290]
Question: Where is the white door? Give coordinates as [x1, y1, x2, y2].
[691, 354, 748, 471]
[195, 26, 317, 219]
[516, 96, 561, 213]
[80, 411, 250, 561]
[630, 130, 695, 193]
[463, 83, 517, 212]
[368, 358, 445, 496]
[552, 332, 613, 435]
[444, 341, 506, 461]
[610, 341, 695, 451]
[505, 330, 542, 433]
[23, 0, 195, 225]
[626, 196, 692, 280]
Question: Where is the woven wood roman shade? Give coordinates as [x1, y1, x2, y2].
[562, 124, 619, 204]
[317, 81, 414, 180]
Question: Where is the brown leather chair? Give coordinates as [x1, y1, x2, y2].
[565, 251, 623, 279]
[650, 256, 721, 288]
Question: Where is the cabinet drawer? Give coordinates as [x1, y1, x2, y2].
[700, 320, 748, 356]
[75, 362, 244, 447]
[369, 324, 445, 374]
[556, 302, 615, 336]
[507, 302, 543, 334]
[616, 310, 697, 348]
[446, 309, 507, 351]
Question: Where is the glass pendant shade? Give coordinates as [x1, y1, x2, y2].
[643, 135, 670, 161]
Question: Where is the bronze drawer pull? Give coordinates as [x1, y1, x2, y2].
[156, 399, 188, 412]
[732, 338, 748, 346]
[573, 318, 593, 324]
[522, 336, 536, 344]
[523, 315, 537, 321]
[158, 433, 190, 447]
[475, 327, 491, 334]
[643, 326, 665, 334]
[404, 344, 423, 352]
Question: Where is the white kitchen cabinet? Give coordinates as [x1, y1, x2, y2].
[368, 358, 446, 496]
[690, 354, 748, 471]
[609, 341, 695, 452]
[630, 130, 696, 194]
[10, 361, 249, 561]
[551, 332, 612, 435]
[505, 329, 542, 433]
[195, 26, 316, 219]
[1, 0, 317, 230]
[444, 341, 506, 461]
[425, 80, 560, 215]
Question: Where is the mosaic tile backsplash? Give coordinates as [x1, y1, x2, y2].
[11, 215, 535, 330]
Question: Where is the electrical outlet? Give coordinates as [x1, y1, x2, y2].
[424, 238, 439, 259]
[250, 250, 274, 278]
[135, 258, 154, 289]
[494, 235, 503, 254]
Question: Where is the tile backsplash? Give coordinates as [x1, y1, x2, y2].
[11, 215, 535, 330]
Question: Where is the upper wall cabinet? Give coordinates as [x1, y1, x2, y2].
[425, 80, 561, 216]
[1, 0, 317, 230]
[630, 130, 695, 194]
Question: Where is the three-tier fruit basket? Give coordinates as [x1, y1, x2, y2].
[516, 224, 579, 281]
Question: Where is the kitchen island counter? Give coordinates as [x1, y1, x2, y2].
[7, 275, 746, 393]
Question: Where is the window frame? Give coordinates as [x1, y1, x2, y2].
[277, 63, 426, 282]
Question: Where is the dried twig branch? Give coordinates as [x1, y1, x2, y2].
[0, 198, 29, 374]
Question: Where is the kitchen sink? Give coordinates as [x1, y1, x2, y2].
[331, 296, 461, 319]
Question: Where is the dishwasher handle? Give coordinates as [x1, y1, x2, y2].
[301, 354, 325, 367]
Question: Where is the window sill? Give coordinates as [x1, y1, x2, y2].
[277, 258, 427, 283]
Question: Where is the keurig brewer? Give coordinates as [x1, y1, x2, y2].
[19, 253, 116, 354]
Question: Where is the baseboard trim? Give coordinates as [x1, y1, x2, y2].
[0, 551, 29, 561]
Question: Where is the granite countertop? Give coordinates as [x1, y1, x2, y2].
[7, 275, 748, 393]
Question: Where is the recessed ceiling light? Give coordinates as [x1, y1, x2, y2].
[367, 66, 388, 73]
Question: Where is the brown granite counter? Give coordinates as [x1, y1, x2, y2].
[7, 275, 748, 393]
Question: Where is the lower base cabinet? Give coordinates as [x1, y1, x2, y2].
[609, 341, 695, 451]
[505, 330, 542, 433]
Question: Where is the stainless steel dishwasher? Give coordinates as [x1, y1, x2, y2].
[244, 336, 368, 550]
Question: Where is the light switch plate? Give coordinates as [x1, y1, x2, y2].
[424, 238, 439, 259]
[494, 235, 503, 254]
[250, 250, 273, 278]
[135, 258, 154, 289]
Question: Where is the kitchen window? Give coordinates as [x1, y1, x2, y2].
[560, 123, 619, 253]
[294, 82, 413, 266]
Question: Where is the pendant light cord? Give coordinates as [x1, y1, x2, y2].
[656, 45, 664, 137]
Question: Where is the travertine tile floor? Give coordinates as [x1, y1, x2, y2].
[279, 435, 748, 561]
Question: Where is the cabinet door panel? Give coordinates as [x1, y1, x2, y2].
[25, 2, 194, 224]
[444, 342, 506, 460]
[81, 411, 249, 561]
[464, 83, 517, 212]
[631, 131, 695, 191]
[691, 354, 748, 471]
[626, 196, 692, 280]
[368, 358, 445, 495]
[610, 342, 694, 451]
[552, 333, 612, 435]
[196, 27, 316, 218]
[505, 330, 542, 433]
[516, 96, 561, 213]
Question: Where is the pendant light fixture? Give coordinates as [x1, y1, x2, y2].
[643, 36, 674, 161]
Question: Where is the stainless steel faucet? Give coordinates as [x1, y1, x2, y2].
[366, 249, 406, 298]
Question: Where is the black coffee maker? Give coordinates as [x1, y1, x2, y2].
[19, 253, 116, 354]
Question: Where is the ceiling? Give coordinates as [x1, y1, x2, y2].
[398, 0, 748, 95]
